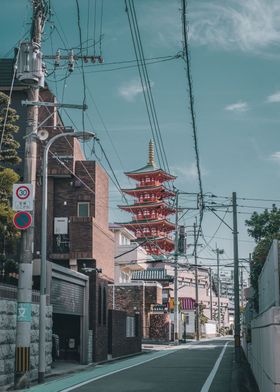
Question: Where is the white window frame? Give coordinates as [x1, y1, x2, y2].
[77, 202, 90, 217]
[126, 316, 135, 337]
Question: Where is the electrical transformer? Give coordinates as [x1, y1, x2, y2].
[16, 41, 45, 87]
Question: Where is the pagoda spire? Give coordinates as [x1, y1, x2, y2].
[148, 139, 155, 166]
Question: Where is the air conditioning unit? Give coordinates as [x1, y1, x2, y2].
[16, 41, 45, 87]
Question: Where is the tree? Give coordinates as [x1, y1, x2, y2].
[0, 91, 21, 166]
[245, 206, 280, 311]
[198, 302, 208, 325]
[0, 92, 21, 269]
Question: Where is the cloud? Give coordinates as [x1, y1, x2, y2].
[188, 0, 280, 55]
[172, 162, 207, 181]
[224, 102, 249, 112]
[118, 80, 143, 102]
[270, 151, 280, 162]
[118, 79, 154, 102]
[266, 91, 280, 103]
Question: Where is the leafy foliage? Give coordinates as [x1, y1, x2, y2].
[245, 206, 280, 312]
[0, 92, 21, 267]
[198, 302, 208, 325]
[246, 205, 280, 242]
[0, 91, 21, 165]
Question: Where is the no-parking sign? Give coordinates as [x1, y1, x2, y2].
[12, 184, 33, 211]
[13, 211, 32, 230]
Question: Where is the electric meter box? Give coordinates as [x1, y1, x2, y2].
[16, 41, 45, 87]
[54, 217, 68, 235]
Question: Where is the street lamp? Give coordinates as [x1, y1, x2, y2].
[37, 130, 95, 383]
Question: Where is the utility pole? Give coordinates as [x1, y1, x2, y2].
[241, 265, 244, 309]
[215, 246, 224, 334]
[194, 221, 200, 341]
[209, 268, 213, 320]
[14, 2, 45, 388]
[249, 253, 252, 285]
[232, 192, 241, 363]
[174, 190, 179, 343]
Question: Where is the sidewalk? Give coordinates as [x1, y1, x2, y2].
[231, 350, 260, 392]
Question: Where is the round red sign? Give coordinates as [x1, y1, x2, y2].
[15, 186, 30, 200]
[13, 211, 32, 230]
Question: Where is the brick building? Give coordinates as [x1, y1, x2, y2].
[0, 58, 116, 363]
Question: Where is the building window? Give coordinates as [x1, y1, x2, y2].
[103, 287, 107, 325]
[185, 313, 190, 325]
[78, 202, 89, 217]
[98, 285, 102, 325]
[126, 316, 135, 337]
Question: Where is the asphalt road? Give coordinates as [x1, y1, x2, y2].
[55, 338, 234, 392]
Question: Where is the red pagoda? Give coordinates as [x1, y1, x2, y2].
[118, 140, 176, 255]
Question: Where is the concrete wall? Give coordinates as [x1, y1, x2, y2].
[0, 300, 52, 387]
[248, 306, 280, 392]
[242, 241, 280, 392]
[258, 240, 280, 314]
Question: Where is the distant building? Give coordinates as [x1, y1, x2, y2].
[110, 224, 151, 283]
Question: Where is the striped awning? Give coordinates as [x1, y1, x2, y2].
[131, 268, 173, 282]
[180, 297, 195, 310]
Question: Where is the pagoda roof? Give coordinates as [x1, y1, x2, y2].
[125, 165, 176, 181]
[118, 219, 175, 230]
[134, 236, 174, 246]
[118, 201, 176, 212]
[122, 184, 176, 197]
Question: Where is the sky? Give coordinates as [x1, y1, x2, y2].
[2, 0, 280, 278]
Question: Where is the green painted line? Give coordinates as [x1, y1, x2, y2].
[28, 349, 177, 392]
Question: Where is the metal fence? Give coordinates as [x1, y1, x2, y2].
[0, 282, 49, 304]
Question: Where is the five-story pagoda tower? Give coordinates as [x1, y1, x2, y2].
[118, 140, 176, 255]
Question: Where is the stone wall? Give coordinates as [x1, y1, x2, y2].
[0, 300, 52, 387]
[149, 313, 171, 341]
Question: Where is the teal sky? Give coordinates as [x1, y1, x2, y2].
[2, 0, 280, 274]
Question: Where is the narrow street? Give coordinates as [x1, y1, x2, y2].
[29, 338, 235, 392]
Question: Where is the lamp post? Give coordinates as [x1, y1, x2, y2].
[38, 130, 95, 383]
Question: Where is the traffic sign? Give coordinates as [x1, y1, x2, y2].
[13, 184, 33, 211]
[17, 303, 32, 322]
[13, 211, 32, 230]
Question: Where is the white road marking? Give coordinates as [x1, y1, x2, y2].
[200, 341, 230, 392]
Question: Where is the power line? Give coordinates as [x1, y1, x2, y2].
[181, 0, 204, 249]
[75, 0, 87, 132]
[124, 0, 170, 173]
